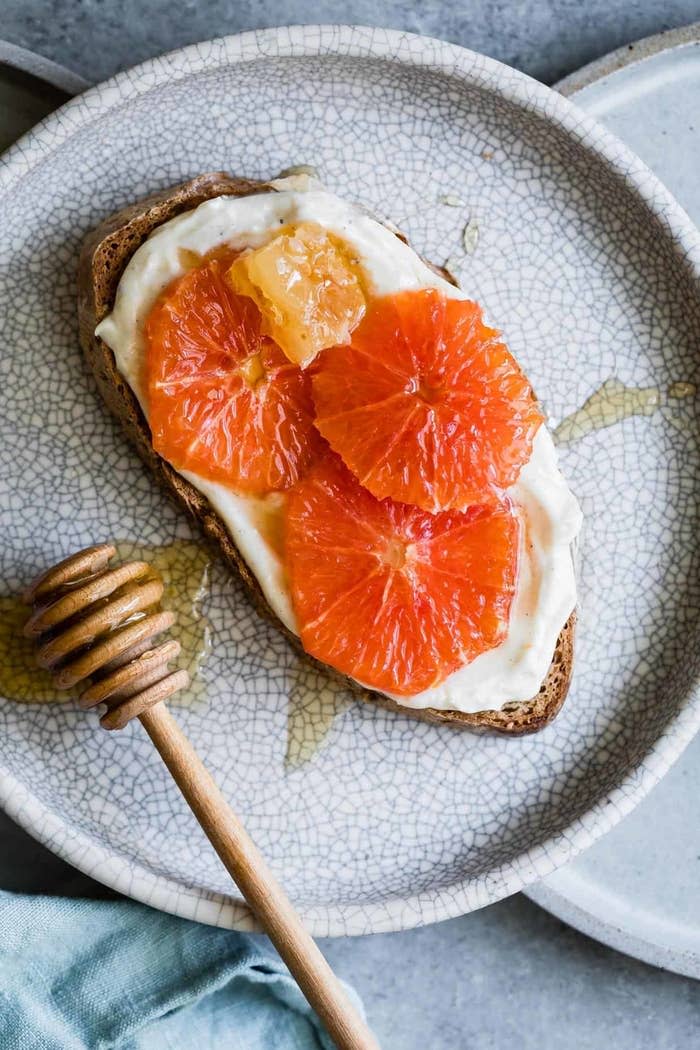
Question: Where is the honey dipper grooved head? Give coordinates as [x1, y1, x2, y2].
[22, 544, 190, 728]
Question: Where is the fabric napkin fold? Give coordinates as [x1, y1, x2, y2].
[0, 889, 364, 1049]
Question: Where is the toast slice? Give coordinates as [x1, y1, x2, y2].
[77, 172, 575, 734]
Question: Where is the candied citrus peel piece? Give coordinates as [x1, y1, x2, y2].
[226, 222, 367, 367]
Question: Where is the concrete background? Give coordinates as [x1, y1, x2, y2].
[3, 0, 700, 86]
[3, 807, 698, 1049]
[2, 2, 700, 1047]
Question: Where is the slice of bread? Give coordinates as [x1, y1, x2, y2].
[78, 172, 575, 734]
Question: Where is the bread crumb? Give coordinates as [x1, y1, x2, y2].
[438, 194, 466, 207]
[462, 219, 480, 255]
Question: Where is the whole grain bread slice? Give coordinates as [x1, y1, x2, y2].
[77, 172, 575, 734]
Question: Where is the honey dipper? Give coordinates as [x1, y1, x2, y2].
[23, 543, 378, 1050]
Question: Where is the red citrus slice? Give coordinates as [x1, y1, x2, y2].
[311, 289, 543, 511]
[145, 256, 322, 492]
[286, 454, 519, 695]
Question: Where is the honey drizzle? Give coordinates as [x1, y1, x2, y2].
[113, 540, 212, 702]
[0, 539, 212, 705]
[554, 378, 696, 445]
[0, 596, 64, 703]
[285, 668, 351, 769]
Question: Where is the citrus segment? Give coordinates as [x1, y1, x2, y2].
[285, 455, 519, 695]
[311, 289, 543, 511]
[227, 222, 366, 367]
[145, 256, 321, 493]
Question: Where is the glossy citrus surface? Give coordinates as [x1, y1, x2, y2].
[145, 256, 321, 492]
[286, 454, 519, 695]
[227, 222, 366, 367]
[311, 288, 543, 511]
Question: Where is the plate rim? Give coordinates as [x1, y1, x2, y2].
[525, 23, 700, 979]
[526, 877, 700, 980]
[555, 20, 700, 98]
[2, 23, 700, 937]
[0, 39, 89, 97]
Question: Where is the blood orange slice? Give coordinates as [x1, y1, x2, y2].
[311, 289, 543, 512]
[145, 256, 322, 493]
[286, 454, 519, 695]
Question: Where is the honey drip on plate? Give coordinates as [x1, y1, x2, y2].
[286, 663, 351, 769]
[554, 378, 696, 445]
[0, 539, 212, 706]
[0, 596, 65, 703]
[113, 540, 212, 703]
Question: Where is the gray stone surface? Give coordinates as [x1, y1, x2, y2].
[2, 0, 700, 86]
[2, 806, 698, 1049]
[2, 4, 700, 1048]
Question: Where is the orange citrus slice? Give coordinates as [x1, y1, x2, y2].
[311, 289, 543, 511]
[286, 454, 519, 695]
[227, 222, 366, 367]
[145, 256, 321, 493]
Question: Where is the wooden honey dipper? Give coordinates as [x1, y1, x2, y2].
[23, 543, 378, 1050]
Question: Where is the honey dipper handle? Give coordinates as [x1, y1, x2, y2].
[139, 704, 379, 1050]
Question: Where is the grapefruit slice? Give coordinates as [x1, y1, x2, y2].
[285, 454, 519, 695]
[311, 289, 543, 511]
[145, 256, 322, 493]
[227, 222, 366, 367]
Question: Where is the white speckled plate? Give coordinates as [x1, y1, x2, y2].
[1, 26, 700, 937]
[527, 23, 700, 979]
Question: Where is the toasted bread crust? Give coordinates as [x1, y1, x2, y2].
[77, 172, 575, 733]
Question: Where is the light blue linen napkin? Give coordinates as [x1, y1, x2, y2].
[0, 889, 364, 1049]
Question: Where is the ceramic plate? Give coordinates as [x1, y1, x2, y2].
[1, 26, 700, 937]
[527, 24, 700, 979]
[0, 40, 86, 152]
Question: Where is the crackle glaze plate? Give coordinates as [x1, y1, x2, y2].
[1, 26, 700, 937]
[526, 23, 700, 978]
